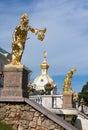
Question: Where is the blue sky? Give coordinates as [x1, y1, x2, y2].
[0, 0, 88, 92]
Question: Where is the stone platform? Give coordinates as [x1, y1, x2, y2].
[1, 64, 30, 98]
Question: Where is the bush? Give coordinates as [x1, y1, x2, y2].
[78, 82, 88, 106]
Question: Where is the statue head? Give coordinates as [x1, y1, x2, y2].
[67, 68, 77, 78]
[20, 13, 29, 26]
[70, 68, 77, 73]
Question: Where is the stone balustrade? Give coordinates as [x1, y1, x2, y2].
[29, 95, 63, 109]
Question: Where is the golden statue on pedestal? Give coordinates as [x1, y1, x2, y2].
[63, 68, 76, 94]
[10, 13, 46, 65]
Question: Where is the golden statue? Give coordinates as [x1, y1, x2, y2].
[63, 68, 76, 94]
[10, 13, 46, 65]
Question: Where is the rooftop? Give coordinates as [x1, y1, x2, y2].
[0, 47, 10, 57]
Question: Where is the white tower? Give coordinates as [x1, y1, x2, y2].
[32, 51, 57, 94]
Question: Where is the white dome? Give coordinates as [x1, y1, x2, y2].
[33, 74, 54, 91]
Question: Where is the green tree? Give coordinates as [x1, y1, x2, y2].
[78, 82, 88, 106]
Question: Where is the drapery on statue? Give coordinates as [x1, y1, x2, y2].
[63, 68, 76, 94]
[10, 13, 46, 65]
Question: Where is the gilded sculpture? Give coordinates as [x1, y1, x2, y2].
[10, 13, 46, 65]
[63, 68, 77, 94]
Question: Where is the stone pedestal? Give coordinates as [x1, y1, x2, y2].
[62, 94, 73, 109]
[1, 64, 30, 98]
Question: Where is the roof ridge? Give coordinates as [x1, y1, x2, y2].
[0, 47, 9, 54]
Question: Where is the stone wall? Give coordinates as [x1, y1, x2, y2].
[0, 102, 64, 130]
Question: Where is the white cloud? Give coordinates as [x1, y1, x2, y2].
[0, 0, 88, 78]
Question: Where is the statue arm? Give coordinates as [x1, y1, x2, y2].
[27, 26, 39, 34]
[28, 26, 46, 34]
[28, 26, 46, 41]
[12, 29, 16, 42]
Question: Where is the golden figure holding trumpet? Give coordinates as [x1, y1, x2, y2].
[10, 13, 46, 65]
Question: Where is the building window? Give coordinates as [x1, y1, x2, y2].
[0, 61, 4, 69]
[41, 79, 44, 82]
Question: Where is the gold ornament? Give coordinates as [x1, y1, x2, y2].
[63, 68, 77, 94]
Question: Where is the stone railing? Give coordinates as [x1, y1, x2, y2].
[29, 95, 63, 109]
[30, 95, 42, 104]
[83, 105, 88, 115]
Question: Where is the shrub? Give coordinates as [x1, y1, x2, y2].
[0, 121, 13, 130]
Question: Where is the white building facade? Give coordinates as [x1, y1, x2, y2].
[0, 48, 11, 88]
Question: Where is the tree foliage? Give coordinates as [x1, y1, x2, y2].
[78, 82, 88, 106]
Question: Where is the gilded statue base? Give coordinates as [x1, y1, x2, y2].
[62, 93, 73, 109]
[1, 64, 30, 98]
